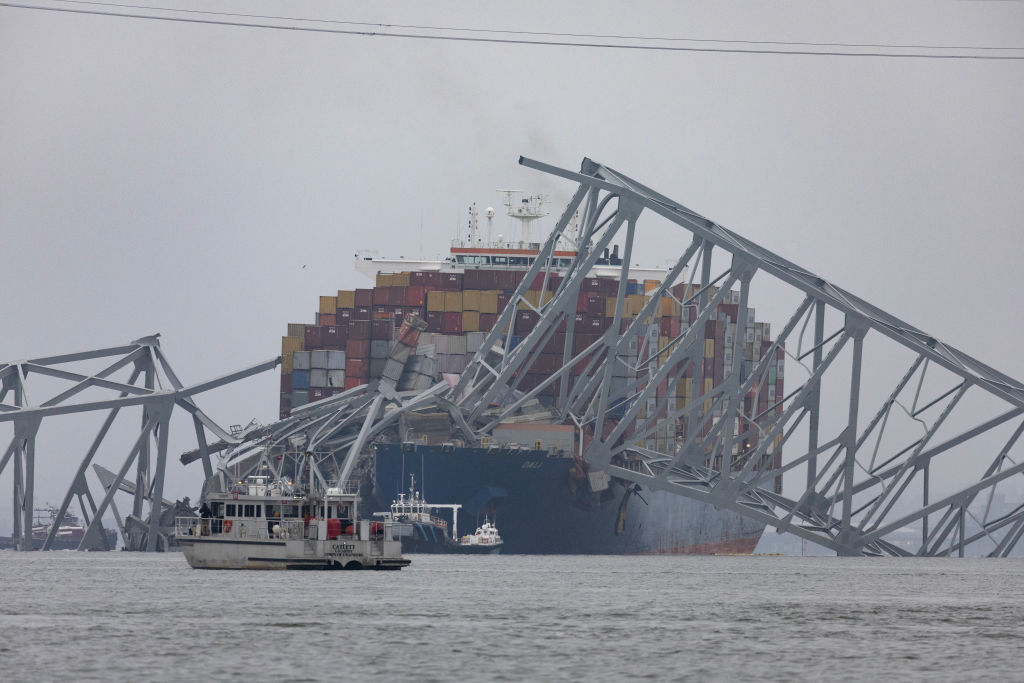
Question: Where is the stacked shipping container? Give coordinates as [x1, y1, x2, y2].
[279, 269, 784, 487]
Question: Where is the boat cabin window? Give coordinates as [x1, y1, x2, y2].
[455, 255, 491, 265]
[282, 504, 299, 518]
[241, 504, 261, 518]
[226, 504, 236, 516]
[211, 502, 224, 517]
[492, 256, 507, 265]
[508, 257, 528, 266]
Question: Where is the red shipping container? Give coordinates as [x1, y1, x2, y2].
[280, 374, 293, 393]
[323, 326, 340, 345]
[464, 270, 483, 289]
[336, 308, 353, 323]
[371, 287, 388, 305]
[587, 317, 609, 334]
[573, 334, 595, 355]
[405, 285, 426, 307]
[347, 357, 369, 379]
[547, 274, 563, 292]
[318, 313, 336, 326]
[516, 310, 539, 334]
[660, 316, 680, 338]
[529, 273, 546, 291]
[571, 354, 592, 375]
[479, 313, 497, 332]
[497, 293, 512, 311]
[335, 323, 349, 345]
[582, 277, 601, 292]
[584, 295, 603, 316]
[543, 332, 567, 354]
[410, 271, 427, 285]
[396, 319, 424, 347]
[349, 320, 371, 340]
[371, 319, 393, 340]
[442, 312, 463, 334]
[354, 289, 374, 307]
[372, 305, 391, 320]
[425, 311, 443, 333]
[599, 278, 619, 296]
[389, 286, 406, 305]
[441, 272, 464, 291]
[352, 306, 371, 321]
[304, 325, 322, 348]
[424, 272, 441, 288]
[344, 377, 363, 391]
[310, 388, 326, 402]
[346, 338, 370, 359]
[574, 313, 591, 334]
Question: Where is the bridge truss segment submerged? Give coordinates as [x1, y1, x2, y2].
[0, 335, 276, 550]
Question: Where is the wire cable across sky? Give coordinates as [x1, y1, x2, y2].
[3, 0, 1024, 60]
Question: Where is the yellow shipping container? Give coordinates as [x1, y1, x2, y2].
[287, 323, 305, 338]
[660, 297, 681, 317]
[479, 290, 499, 314]
[644, 279, 659, 293]
[463, 289, 481, 311]
[376, 273, 394, 288]
[319, 296, 337, 314]
[444, 291, 464, 312]
[463, 311, 480, 332]
[281, 355, 293, 374]
[282, 335, 304, 354]
[704, 378, 714, 393]
[393, 272, 411, 286]
[704, 339, 715, 358]
[627, 294, 648, 315]
[427, 290, 445, 312]
[337, 290, 356, 309]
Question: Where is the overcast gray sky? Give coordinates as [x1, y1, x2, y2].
[2, 1, 1023, 530]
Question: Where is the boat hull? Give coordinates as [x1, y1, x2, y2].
[373, 444, 764, 555]
[177, 536, 410, 570]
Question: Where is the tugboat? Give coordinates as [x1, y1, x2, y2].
[174, 464, 411, 570]
[376, 475, 463, 553]
[458, 519, 503, 554]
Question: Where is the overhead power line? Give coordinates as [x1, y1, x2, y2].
[3, 0, 1024, 60]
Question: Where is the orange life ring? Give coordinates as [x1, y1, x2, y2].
[223, 520, 233, 533]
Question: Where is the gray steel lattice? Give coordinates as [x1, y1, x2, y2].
[203, 157, 1024, 558]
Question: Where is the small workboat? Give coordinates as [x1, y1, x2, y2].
[458, 519, 503, 554]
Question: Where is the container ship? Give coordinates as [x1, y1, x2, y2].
[276, 195, 783, 554]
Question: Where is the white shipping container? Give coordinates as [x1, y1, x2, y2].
[327, 350, 346, 369]
[370, 358, 386, 377]
[370, 340, 390, 359]
[327, 369, 345, 387]
[382, 358, 404, 382]
[466, 331, 487, 353]
[311, 350, 329, 369]
[293, 351, 311, 370]
[310, 369, 328, 388]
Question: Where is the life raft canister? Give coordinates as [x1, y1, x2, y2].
[223, 519, 233, 532]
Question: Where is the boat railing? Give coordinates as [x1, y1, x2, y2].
[175, 517, 307, 541]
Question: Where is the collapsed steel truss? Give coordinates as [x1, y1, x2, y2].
[213, 156, 1024, 558]
[0, 335, 276, 550]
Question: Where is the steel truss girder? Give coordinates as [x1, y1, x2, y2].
[207, 156, 1024, 559]
[441, 156, 1024, 557]
[0, 335, 276, 551]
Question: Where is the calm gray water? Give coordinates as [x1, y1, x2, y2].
[1, 552, 1021, 682]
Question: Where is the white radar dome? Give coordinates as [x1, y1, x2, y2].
[485, 207, 495, 218]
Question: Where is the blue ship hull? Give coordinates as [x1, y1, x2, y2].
[372, 443, 764, 555]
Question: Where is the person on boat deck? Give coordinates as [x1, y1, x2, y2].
[199, 503, 211, 518]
